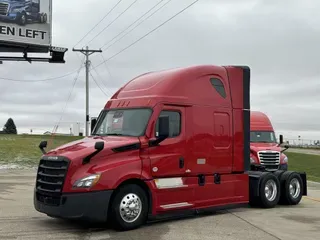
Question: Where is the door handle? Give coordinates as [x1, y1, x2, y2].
[179, 157, 184, 168]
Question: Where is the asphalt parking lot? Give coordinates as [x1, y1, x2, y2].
[287, 148, 320, 156]
[0, 170, 319, 240]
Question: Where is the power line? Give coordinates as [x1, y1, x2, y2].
[93, 0, 200, 70]
[100, 0, 167, 50]
[86, 0, 140, 45]
[103, 0, 172, 52]
[90, 63, 114, 96]
[0, 69, 82, 82]
[89, 70, 109, 97]
[73, 0, 123, 48]
[100, 54, 113, 79]
[51, 57, 85, 136]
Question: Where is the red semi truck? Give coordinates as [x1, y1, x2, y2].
[250, 111, 289, 171]
[34, 65, 307, 231]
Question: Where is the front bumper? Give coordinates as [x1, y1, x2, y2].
[279, 163, 288, 171]
[251, 163, 288, 171]
[34, 189, 113, 222]
[0, 14, 17, 21]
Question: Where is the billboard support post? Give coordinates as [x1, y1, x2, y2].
[72, 46, 102, 137]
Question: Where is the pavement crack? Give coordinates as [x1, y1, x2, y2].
[227, 210, 282, 240]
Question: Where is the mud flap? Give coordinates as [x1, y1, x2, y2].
[298, 172, 307, 196]
[248, 171, 270, 197]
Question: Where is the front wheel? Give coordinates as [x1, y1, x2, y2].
[109, 184, 148, 231]
[18, 12, 26, 26]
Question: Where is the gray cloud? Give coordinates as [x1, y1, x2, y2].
[0, 0, 320, 139]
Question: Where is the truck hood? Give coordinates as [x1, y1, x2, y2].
[250, 142, 280, 152]
[46, 136, 140, 160]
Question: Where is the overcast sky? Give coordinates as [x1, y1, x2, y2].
[0, 0, 319, 141]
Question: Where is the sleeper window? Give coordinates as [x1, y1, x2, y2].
[155, 111, 181, 138]
[210, 78, 226, 98]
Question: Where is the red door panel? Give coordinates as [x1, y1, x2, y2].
[149, 106, 186, 178]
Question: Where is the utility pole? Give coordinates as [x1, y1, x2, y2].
[72, 46, 102, 137]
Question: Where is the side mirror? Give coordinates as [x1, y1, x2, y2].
[39, 141, 47, 154]
[279, 134, 284, 145]
[83, 141, 104, 164]
[158, 116, 169, 139]
[95, 141, 104, 151]
[91, 118, 97, 134]
[149, 116, 170, 147]
[281, 143, 290, 153]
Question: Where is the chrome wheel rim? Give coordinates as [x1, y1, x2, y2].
[289, 178, 301, 199]
[265, 179, 277, 201]
[119, 193, 142, 223]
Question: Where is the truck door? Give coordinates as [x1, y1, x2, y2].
[149, 106, 187, 178]
[148, 105, 196, 209]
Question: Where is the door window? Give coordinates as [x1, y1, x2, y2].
[155, 111, 181, 138]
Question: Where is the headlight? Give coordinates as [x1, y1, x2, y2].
[250, 157, 255, 163]
[72, 174, 101, 189]
[283, 156, 288, 163]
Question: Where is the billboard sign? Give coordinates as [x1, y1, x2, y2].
[0, 0, 52, 47]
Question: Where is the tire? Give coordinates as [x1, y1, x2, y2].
[43, 13, 47, 23]
[257, 173, 280, 208]
[18, 13, 26, 26]
[109, 184, 148, 231]
[273, 170, 285, 181]
[279, 172, 303, 205]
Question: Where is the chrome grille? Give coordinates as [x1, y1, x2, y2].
[0, 3, 9, 16]
[35, 157, 69, 206]
[258, 151, 280, 170]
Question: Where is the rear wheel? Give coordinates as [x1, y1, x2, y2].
[109, 184, 148, 231]
[258, 173, 280, 208]
[279, 172, 303, 205]
[43, 13, 47, 23]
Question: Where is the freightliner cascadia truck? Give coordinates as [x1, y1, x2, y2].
[33, 65, 307, 231]
[0, 0, 47, 26]
[250, 111, 289, 171]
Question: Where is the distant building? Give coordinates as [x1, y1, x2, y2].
[71, 123, 81, 136]
[43, 131, 73, 136]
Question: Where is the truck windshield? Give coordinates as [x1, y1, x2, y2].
[92, 108, 152, 137]
[250, 131, 277, 143]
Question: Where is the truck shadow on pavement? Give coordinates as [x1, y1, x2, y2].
[36, 209, 240, 239]
[37, 217, 170, 240]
